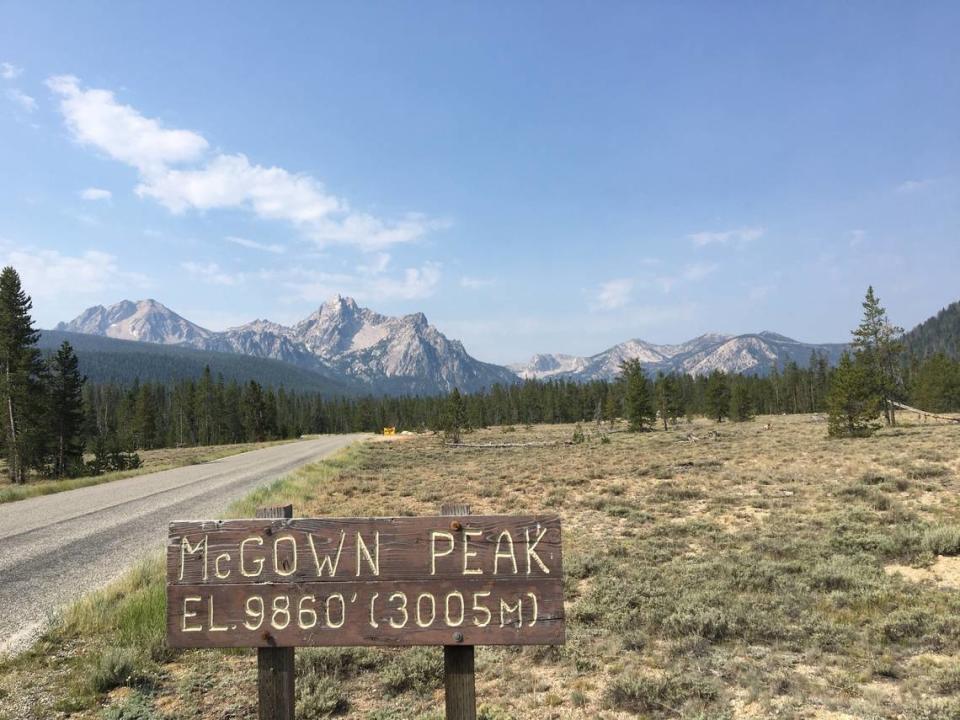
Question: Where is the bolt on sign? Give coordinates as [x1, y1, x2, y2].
[166, 515, 565, 648]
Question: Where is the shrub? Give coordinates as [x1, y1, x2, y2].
[297, 674, 348, 718]
[381, 648, 443, 696]
[922, 526, 960, 556]
[606, 671, 719, 714]
[89, 647, 149, 694]
[881, 608, 932, 642]
[100, 692, 159, 720]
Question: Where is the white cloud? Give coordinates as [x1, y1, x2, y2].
[226, 236, 285, 254]
[181, 261, 245, 286]
[6, 88, 36, 112]
[0, 241, 148, 304]
[356, 252, 391, 275]
[655, 263, 717, 293]
[848, 229, 866, 247]
[48, 75, 443, 251]
[47, 75, 208, 173]
[460, 276, 495, 289]
[79, 187, 112, 201]
[681, 262, 717, 281]
[1, 62, 22, 80]
[688, 226, 765, 247]
[592, 278, 633, 310]
[895, 178, 934, 194]
[137, 152, 341, 220]
[285, 262, 441, 303]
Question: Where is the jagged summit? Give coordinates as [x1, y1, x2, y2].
[58, 296, 515, 394]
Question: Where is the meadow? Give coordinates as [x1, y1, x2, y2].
[2, 414, 959, 719]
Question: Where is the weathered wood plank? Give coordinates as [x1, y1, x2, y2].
[255, 506, 294, 720]
[166, 513, 565, 649]
[442, 503, 477, 720]
[167, 515, 562, 585]
[167, 577, 564, 647]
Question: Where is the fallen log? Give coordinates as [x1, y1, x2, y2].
[446, 440, 571, 448]
[891, 401, 960, 424]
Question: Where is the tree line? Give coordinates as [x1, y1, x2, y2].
[2, 265, 958, 483]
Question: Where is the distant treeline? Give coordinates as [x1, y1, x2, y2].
[81, 347, 960, 451]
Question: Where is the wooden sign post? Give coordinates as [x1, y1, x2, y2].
[166, 506, 564, 718]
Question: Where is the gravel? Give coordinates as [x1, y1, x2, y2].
[0, 435, 364, 655]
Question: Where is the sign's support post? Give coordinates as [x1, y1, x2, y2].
[440, 503, 477, 720]
[256, 505, 296, 720]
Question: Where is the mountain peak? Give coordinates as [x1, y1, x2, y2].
[320, 295, 360, 314]
[58, 299, 212, 345]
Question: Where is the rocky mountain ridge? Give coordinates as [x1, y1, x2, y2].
[509, 331, 847, 380]
[57, 296, 515, 394]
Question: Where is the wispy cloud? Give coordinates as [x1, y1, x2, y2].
[460, 276, 495, 289]
[848, 229, 866, 247]
[181, 261, 245, 286]
[0, 62, 22, 80]
[79, 187, 112, 201]
[284, 262, 441, 303]
[592, 278, 633, 310]
[47, 75, 444, 251]
[0, 240, 148, 302]
[6, 88, 36, 112]
[226, 236, 284, 254]
[688, 226, 764, 248]
[895, 178, 935, 194]
[655, 263, 717, 293]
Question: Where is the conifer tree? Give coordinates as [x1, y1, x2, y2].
[442, 387, 467, 442]
[654, 372, 684, 430]
[852, 286, 904, 425]
[704, 370, 730, 422]
[0, 267, 45, 483]
[729, 376, 754, 422]
[47, 341, 86, 476]
[621, 359, 656, 431]
[827, 352, 882, 437]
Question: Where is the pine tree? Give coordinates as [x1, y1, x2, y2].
[442, 387, 467, 443]
[704, 370, 730, 422]
[0, 267, 46, 483]
[47, 341, 86, 476]
[827, 352, 882, 437]
[654, 372, 684, 430]
[852, 286, 904, 425]
[729, 377, 754, 422]
[621, 359, 656, 431]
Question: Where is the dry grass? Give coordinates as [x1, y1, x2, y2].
[3, 415, 960, 719]
[0, 439, 294, 504]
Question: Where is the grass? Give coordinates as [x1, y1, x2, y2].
[0, 439, 294, 504]
[3, 415, 960, 718]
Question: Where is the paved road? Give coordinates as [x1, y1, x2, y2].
[0, 435, 365, 655]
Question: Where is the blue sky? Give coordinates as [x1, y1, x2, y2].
[0, 2, 957, 364]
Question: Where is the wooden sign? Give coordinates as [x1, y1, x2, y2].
[166, 514, 564, 648]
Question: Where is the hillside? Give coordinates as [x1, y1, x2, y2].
[904, 300, 960, 360]
[37, 330, 356, 395]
